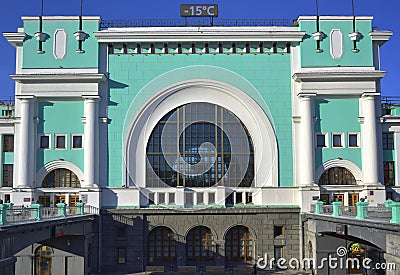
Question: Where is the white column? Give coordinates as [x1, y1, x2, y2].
[83, 97, 100, 188]
[0, 134, 3, 187]
[298, 94, 315, 186]
[362, 94, 379, 184]
[17, 96, 34, 188]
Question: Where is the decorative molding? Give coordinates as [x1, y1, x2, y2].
[3, 32, 26, 47]
[380, 116, 400, 124]
[11, 73, 106, 83]
[297, 16, 373, 21]
[53, 29, 67, 60]
[315, 159, 363, 185]
[330, 29, 343, 59]
[36, 160, 85, 188]
[369, 31, 393, 46]
[292, 116, 301, 124]
[292, 70, 386, 82]
[21, 16, 101, 22]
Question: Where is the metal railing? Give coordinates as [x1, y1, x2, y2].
[5, 207, 38, 223]
[365, 206, 392, 220]
[320, 205, 334, 215]
[100, 18, 295, 29]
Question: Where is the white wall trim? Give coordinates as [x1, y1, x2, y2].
[315, 159, 363, 185]
[36, 160, 84, 188]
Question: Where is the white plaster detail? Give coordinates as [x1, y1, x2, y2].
[36, 160, 85, 188]
[315, 159, 363, 185]
[53, 29, 67, 60]
[330, 29, 343, 59]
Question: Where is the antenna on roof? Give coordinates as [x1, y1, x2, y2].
[74, 0, 87, 53]
[34, 0, 46, 54]
[349, 0, 360, 52]
[312, 0, 324, 53]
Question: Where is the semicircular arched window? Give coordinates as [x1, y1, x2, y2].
[42, 168, 81, 188]
[319, 167, 356, 185]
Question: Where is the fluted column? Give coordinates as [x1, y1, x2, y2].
[298, 94, 315, 186]
[16, 96, 35, 188]
[83, 96, 100, 187]
[361, 94, 379, 184]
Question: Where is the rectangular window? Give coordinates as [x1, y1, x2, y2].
[185, 192, 194, 205]
[384, 161, 395, 186]
[168, 193, 175, 204]
[55, 135, 66, 149]
[72, 135, 83, 149]
[316, 133, 327, 148]
[38, 196, 51, 207]
[158, 193, 165, 204]
[236, 192, 243, 204]
[39, 135, 50, 149]
[197, 192, 204, 204]
[208, 192, 215, 204]
[383, 132, 394, 150]
[117, 248, 126, 264]
[3, 135, 14, 152]
[148, 192, 155, 205]
[274, 226, 284, 238]
[2, 164, 13, 187]
[246, 192, 253, 204]
[348, 133, 359, 147]
[332, 133, 343, 148]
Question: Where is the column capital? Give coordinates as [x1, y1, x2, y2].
[361, 92, 380, 99]
[16, 95, 36, 101]
[83, 95, 101, 101]
[297, 92, 317, 99]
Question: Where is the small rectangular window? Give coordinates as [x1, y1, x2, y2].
[158, 193, 165, 204]
[2, 164, 13, 187]
[236, 192, 243, 204]
[384, 161, 395, 186]
[274, 226, 284, 238]
[39, 135, 50, 149]
[332, 133, 343, 148]
[246, 192, 253, 204]
[72, 135, 83, 149]
[316, 133, 326, 148]
[55, 135, 66, 149]
[117, 248, 126, 264]
[148, 192, 155, 205]
[197, 192, 204, 204]
[168, 193, 175, 204]
[3, 135, 14, 152]
[208, 192, 215, 204]
[383, 132, 394, 150]
[185, 192, 193, 205]
[348, 133, 359, 147]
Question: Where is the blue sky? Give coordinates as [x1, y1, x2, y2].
[0, 0, 398, 97]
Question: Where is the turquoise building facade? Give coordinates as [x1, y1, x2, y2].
[1, 14, 398, 274]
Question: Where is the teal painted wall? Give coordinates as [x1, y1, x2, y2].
[314, 99, 362, 176]
[36, 101, 84, 172]
[22, 19, 99, 69]
[107, 54, 293, 187]
[299, 19, 373, 67]
[2, 152, 14, 164]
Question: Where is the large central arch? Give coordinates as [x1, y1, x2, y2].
[124, 79, 278, 188]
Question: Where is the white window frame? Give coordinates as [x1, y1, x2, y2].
[54, 134, 67, 150]
[331, 132, 344, 148]
[315, 132, 328, 148]
[347, 132, 360, 148]
[71, 134, 84, 149]
[38, 134, 51, 149]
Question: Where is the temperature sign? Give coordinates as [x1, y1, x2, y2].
[180, 4, 218, 17]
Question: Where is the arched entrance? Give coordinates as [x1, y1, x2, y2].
[35, 246, 53, 275]
[186, 226, 214, 262]
[148, 226, 177, 263]
[225, 225, 253, 263]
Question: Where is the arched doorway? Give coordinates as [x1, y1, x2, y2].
[225, 225, 253, 263]
[148, 226, 176, 263]
[35, 246, 53, 275]
[40, 168, 81, 207]
[186, 226, 214, 262]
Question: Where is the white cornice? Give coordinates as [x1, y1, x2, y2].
[94, 27, 305, 43]
[22, 16, 101, 22]
[292, 70, 386, 82]
[11, 73, 106, 84]
[3, 32, 26, 47]
[369, 31, 393, 46]
[380, 116, 400, 124]
[297, 16, 373, 21]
